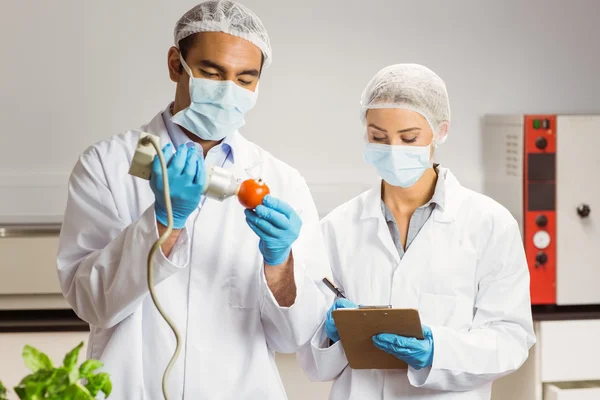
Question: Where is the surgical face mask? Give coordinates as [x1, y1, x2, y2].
[171, 56, 258, 141]
[364, 142, 433, 188]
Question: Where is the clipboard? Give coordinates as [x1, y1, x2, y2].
[332, 308, 423, 370]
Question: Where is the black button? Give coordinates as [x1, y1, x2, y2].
[535, 252, 548, 267]
[536, 215, 548, 227]
[535, 136, 548, 150]
[577, 204, 591, 218]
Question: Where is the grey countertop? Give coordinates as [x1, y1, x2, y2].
[0, 219, 62, 237]
[1, 305, 600, 333]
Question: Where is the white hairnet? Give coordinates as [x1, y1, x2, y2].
[174, 0, 272, 68]
[360, 64, 450, 143]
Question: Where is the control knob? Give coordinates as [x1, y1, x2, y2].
[577, 204, 591, 218]
[535, 252, 548, 267]
[535, 136, 548, 150]
[535, 215, 548, 227]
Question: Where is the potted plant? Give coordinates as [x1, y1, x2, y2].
[0, 342, 111, 399]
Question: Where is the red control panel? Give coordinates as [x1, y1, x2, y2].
[523, 115, 557, 304]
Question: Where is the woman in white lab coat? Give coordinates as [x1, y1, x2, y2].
[299, 64, 536, 399]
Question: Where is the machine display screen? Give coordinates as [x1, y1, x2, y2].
[527, 154, 556, 181]
[528, 183, 556, 211]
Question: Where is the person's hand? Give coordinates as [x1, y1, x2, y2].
[372, 325, 434, 370]
[325, 298, 357, 343]
[150, 143, 205, 229]
[244, 195, 301, 266]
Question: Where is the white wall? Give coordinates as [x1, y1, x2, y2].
[1, 0, 600, 220]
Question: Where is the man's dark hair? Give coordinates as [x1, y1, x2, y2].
[178, 33, 265, 75]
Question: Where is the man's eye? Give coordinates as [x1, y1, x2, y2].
[201, 70, 219, 78]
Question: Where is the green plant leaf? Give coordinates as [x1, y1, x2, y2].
[85, 372, 112, 398]
[71, 382, 95, 400]
[79, 359, 103, 377]
[101, 376, 112, 398]
[85, 383, 99, 397]
[85, 373, 102, 396]
[0, 381, 7, 400]
[14, 386, 26, 399]
[47, 368, 70, 395]
[68, 367, 80, 385]
[13, 342, 110, 400]
[21, 369, 53, 398]
[22, 345, 54, 373]
[21, 369, 53, 385]
[25, 381, 45, 398]
[17, 375, 32, 385]
[63, 342, 84, 370]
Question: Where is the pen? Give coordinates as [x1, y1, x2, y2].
[322, 277, 347, 299]
[322, 278, 392, 308]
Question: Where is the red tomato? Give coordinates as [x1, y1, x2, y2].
[238, 179, 270, 209]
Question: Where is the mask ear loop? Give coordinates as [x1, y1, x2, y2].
[176, 50, 196, 104]
[420, 116, 439, 149]
[431, 135, 439, 149]
[178, 53, 194, 78]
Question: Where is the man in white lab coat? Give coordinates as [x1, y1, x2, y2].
[56, 1, 331, 398]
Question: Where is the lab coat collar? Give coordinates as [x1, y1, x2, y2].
[225, 129, 262, 170]
[143, 109, 260, 171]
[359, 166, 460, 223]
[432, 168, 460, 223]
[144, 111, 173, 154]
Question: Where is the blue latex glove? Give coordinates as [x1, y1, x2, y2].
[244, 195, 301, 266]
[150, 143, 206, 229]
[372, 325, 434, 370]
[325, 298, 358, 343]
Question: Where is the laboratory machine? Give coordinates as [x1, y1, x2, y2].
[483, 115, 599, 306]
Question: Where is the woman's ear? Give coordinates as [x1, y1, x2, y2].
[435, 121, 450, 145]
[437, 121, 449, 142]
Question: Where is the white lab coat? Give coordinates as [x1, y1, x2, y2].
[298, 168, 536, 400]
[57, 110, 332, 399]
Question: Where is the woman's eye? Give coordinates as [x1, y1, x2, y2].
[403, 137, 417, 143]
[372, 136, 386, 142]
